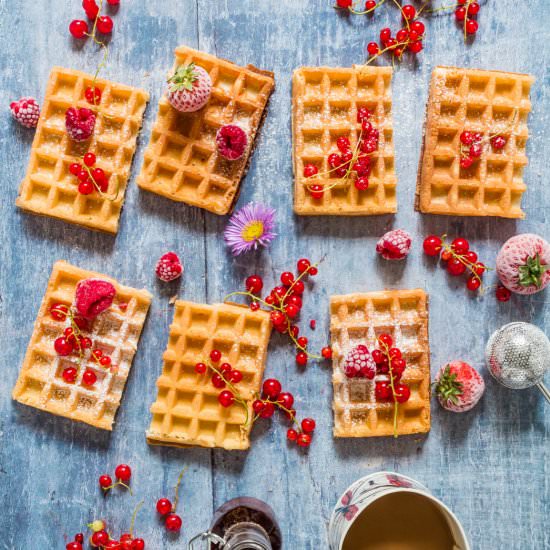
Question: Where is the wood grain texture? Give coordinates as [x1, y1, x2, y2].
[0, 0, 548, 548]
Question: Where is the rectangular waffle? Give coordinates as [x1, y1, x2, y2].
[416, 66, 534, 218]
[137, 45, 275, 215]
[16, 67, 149, 233]
[330, 289, 430, 438]
[12, 261, 151, 430]
[292, 65, 396, 215]
[146, 300, 272, 450]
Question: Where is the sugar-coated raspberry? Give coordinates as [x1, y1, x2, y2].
[155, 252, 183, 282]
[216, 124, 248, 160]
[10, 97, 40, 128]
[343, 345, 376, 379]
[376, 229, 412, 260]
[75, 279, 116, 319]
[65, 107, 96, 141]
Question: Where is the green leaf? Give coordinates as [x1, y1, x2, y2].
[518, 254, 549, 288]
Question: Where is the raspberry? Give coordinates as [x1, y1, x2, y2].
[343, 345, 376, 379]
[156, 252, 183, 282]
[75, 279, 116, 319]
[10, 97, 40, 128]
[65, 107, 96, 141]
[376, 229, 412, 261]
[216, 124, 248, 160]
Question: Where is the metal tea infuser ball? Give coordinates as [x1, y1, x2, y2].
[485, 322, 550, 403]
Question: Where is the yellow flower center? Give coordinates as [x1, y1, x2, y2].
[241, 221, 264, 242]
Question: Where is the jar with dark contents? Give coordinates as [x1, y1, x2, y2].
[188, 497, 282, 550]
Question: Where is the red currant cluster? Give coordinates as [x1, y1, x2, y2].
[194, 350, 245, 409]
[252, 378, 316, 448]
[98, 463, 132, 493]
[303, 108, 379, 198]
[69, 0, 119, 39]
[155, 467, 187, 534]
[230, 259, 332, 366]
[454, 0, 481, 37]
[459, 130, 507, 169]
[366, 12, 426, 60]
[69, 152, 111, 196]
[51, 304, 115, 388]
[423, 235, 488, 292]
[85, 518, 145, 549]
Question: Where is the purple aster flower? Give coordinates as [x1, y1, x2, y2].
[224, 202, 276, 256]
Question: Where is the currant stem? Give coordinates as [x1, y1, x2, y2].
[129, 500, 144, 538]
[172, 466, 189, 513]
[381, 341, 399, 438]
[82, 164, 121, 201]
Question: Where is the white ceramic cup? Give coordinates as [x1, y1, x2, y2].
[328, 471, 470, 550]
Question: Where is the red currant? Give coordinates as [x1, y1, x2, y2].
[50, 303, 68, 321]
[66, 542, 82, 550]
[336, 136, 351, 153]
[469, 143, 483, 158]
[296, 351, 308, 366]
[218, 390, 235, 408]
[357, 106, 371, 122]
[296, 336, 308, 348]
[396, 28, 408, 42]
[491, 136, 507, 150]
[97, 15, 114, 33]
[100, 356, 111, 367]
[107, 0, 121, 4]
[220, 363, 232, 375]
[473, 262, 486, 276]
[309, 184, 324, 199]
[375, 382, 391, 400]
[62, 367, 78, 384]
[410, 20, 425, 35]
[228, 369, 243, 383]
[460, 156, 474, 169]
[496, 285, 511, 302]
[105, 541, 121, 549]
[388, 347, 402, 360]
[466, 19, 478, 34]
[365, 0, 377, 9]
[423, 235, 442, 256]
[194, 362, 207, 375]
[303, 164, 318, 178]
[409, 41, 423, 54]
[328, 153, 342, 168]
[156, 498, 172, 515]
[280, 272, 294, 286]
[285, 304, 299, 319]
[210, 349, 221, 362]
[99, 475, 112, 489]
[83, 153, 96, 169]
[372, 349, 384, 364]
[250, 302, 260, 311]
[92, 531, 110, 546]
[54, 336, 73, 356]
[394, 383, 411, 403]
[211, 374, 226, 389]
[115, 464, 132, 482]
[83, 0, 99, 18]
[301, 418, 316, 433]
[278, 392, 294, 409]
[259, 402, 275, 418]
[460, 131, 474, 145]
[297, 433, 312, 447]
[69, 19, 88, 39]
[245, 275, 263, 294]
[297, 259, 311, 273]
[468, 2, 480, 15]
[447, 258, 466, 276]
[262, 378, 282, 399]
[455, 6, 466, 21]
[378, 333, 393, 348]
[464, 250, 478, 264]
[69, 163, 81, 176]
[85, 86, 102, 105]
[78, 180, 94, 195]
[310, 319, 316, 329]
[401, 4, 415, 19]
[466, 276, 481, 291]
[270, 311, 286, 327]
[441, 249, 452, 261]
[322, 346, 333, 359]
[287, 429, 298, 441]
[308, 266, 318, 276]
[355, 176, 369, 191]
[165, 513, 182, 532]
[132, 540, 145, 550]
[74, 534, 84, 544]
[82, 369, 96, 385]
[367, 42, 379, 55]
[391, 357, 406, 377]
[380, 27, 391, 44]
[451, 237, 469, 254]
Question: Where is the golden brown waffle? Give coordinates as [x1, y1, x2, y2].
[292, 65, 396, 215]
[137, 46, 275, 215]
[330, 289, 430, 438]
[16, 67, 149, 233]
[416, 66, 534, 218]
[147, 300, 272, 450]
[12, 261, 151, 430]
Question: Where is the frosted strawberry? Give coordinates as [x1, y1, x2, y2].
[496, 233, 550, 295]
[343, 345, 376, 379]
[10, 97, 40, 128]
[167, 63, 212, 113]
[434, 361, 485, 413]
[376, 229, 412, 260]
[156, 252, 183, 282]
[65, 107, 96, 141]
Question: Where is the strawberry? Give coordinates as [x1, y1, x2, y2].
[376, 229, 412, 260]
[496, 234, 550, 295]
[10, 97, 40, 128]
[434, 361, 485, 413]
[65, 107, 96, 141]
[166, 63, 212, 113]
[343, 345, 376, 379]
[155, 252, 183, 282]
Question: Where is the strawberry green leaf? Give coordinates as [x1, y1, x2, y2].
[518, 254, 549, 288]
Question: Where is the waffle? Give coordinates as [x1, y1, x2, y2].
[12, 261, 151, 430]
[330, 289, 430, 438]
[147, 300, 272, 450]
[15, 67, 149, 233]
[292, 65, 396, 215]
[137, 46, 275, 215]
[416, 66, 534, 218]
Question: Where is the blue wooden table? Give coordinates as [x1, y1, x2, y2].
[1, 1, 549, 548]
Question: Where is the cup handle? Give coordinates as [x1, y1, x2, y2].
[536, 382, 550, 404]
